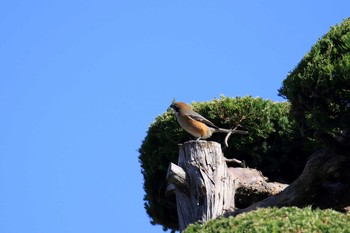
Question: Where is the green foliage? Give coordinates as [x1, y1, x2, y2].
[139, 19, 350, 231]
[279, 18, 350, 146]
[184, 207, 350, 233]
[139, 96, 311, 231]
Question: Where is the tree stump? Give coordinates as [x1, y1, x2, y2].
[165, 138, 350, 231]
[166, 140, 236, 232]
[166, 140, 288, 231]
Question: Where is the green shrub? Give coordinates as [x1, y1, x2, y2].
[139, 18, 350, 232]
[278, 18, 350, 147]
[184, 207, 350, 233]
[139, 96, 311, 231]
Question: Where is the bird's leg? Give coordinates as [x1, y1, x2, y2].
[196, 137, 201, 142]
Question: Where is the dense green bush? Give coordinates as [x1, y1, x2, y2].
[184, 207, 350, 233]
[139, 96, 311, 231]
[279, 18, 350, 147]
[139, 18, 350, 232]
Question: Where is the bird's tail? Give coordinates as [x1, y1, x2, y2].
[216, 128, 248, 134]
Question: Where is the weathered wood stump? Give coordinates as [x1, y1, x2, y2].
[166, 137, 350, 231]
[166, 140, 289, 231]
[166, 140, 236, 232]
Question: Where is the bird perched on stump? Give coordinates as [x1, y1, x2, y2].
[170, 101, 248, 140]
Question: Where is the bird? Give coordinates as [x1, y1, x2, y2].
[170, 101, 248, 140]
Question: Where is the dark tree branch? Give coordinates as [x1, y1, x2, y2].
[228, 148, 350, 216]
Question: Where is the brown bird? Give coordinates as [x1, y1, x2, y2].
[170, 101, 247, 140]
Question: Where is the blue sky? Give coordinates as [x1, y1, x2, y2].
[0, 1, 349, 233]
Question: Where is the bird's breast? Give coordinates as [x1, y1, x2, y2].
[177, 115, 211, 138]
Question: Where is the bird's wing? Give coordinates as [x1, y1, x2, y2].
[188, 112, 219, 129]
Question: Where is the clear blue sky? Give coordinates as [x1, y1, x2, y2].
[0, 1, 349, 233]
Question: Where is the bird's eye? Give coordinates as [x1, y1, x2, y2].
[171, 104, 180, 112]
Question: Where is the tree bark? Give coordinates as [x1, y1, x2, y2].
[166, 140, 287, 231]
[167, 140, 350, 231]
[228, 167, 288, 208]
[228, 148, 350, 216]
[167, 140, 235, 232]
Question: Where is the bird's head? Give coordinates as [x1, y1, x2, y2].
[170, 101, 191, 114]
